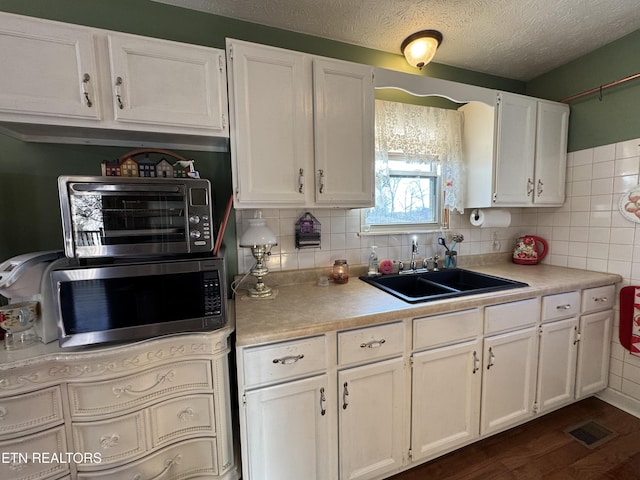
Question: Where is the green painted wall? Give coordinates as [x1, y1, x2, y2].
[526, 29, 640, 152]
[0, 0, 524, 276]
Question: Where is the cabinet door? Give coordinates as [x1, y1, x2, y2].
[0, 12, 99, 121]
[576, 310, 613, 399]
[244, 375, 331, 480]
[313, 58, 374, 207]
[339, 357, 404, 480]
[411, 339, 481, 461]
[534, 100, 569, 205]
[107, 32, 228, 132]
[537, 317, 578, 413]
[493, 92, 537, 206]
[227, 40, 312, 207]
[481, 327, 538, 435]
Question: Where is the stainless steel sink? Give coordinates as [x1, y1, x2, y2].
[359, 269, 528, 303]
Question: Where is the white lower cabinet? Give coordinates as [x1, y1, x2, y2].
[480, 326, 539, 435]
[536, 317, 579, 413]
[576, 309, 613, 398]
[244, 375, 331, 480]
[237, 283, 617, 480]
[411, 338, 481, 461]
[338, 357, 405, 480]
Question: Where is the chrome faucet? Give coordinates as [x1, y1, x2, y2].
[410, 238, 418, 271]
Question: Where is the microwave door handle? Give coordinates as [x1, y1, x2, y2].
[70, 184, 183, 193]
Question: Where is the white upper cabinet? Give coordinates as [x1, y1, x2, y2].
[312, 58, 374, 206]
[227, 39, 374, 209]
[493, 92, 538, 205]
[107, 32, 228, 133]
[461, 91, 569, 208]
[533, 99, 570, 205]
[0, 12, 229, 151]
[494, 93, 569, 206]
[0, 12, 100, 121]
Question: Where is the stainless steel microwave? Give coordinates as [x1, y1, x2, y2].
[48, 256, 227, 348]
[58, 176, 214, 259]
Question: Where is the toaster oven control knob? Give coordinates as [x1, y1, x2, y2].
[189, 215, 201, 224]
[190, 230, 202, 239]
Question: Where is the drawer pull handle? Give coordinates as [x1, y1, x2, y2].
[0, 406, 6, 419]
[320, 387, 326, 416]
[556, 304, 572, 310]
[272, 354, 304, 365]
[594, 296, 608, 302]
[342, 382, 349, 410]
[115, 76, 125, 110]
[487, 347, 495, 370]
[81, 73, 93, 107]
[100, 433, 120, 449]
[472, 351, 480, 374]
[133, 453, 182, 480]
[360, 339, 386, 349]
[112, 370, 175, 397]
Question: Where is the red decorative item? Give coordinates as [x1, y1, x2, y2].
[512, 235, 548, 265]
[619, 286, 640, 354]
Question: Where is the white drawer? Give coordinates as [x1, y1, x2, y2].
[242, 335, 327, 388]
[0, 386, 63, 439]
[72, 411, 147, 469]
[338, 322, 404, 365]
[541, 291, 580, 322]
[582, 284, 616, 314]
[484, 298, 539, 335]
[0, 425, 70, 480]
[413, 309, 481, 350]
[77, 437, 218, 479]
[150, 394, 215, 447]
[68, 360, 213, 417]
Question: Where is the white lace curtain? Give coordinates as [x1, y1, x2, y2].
[375, 99, 465, 213]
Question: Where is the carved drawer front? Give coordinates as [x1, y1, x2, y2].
[0, 386, 63, 439]
[150, 394, 215, 448]
[338, 321, 404, 365]
[77, 437, 218, 479]
[72, 410, 147, 470]
[413, 309, 481, 350]
[242, 335, 327, 388]
[68, 360, 213, 418]
[582, 284, 615, 314]
[0, 425, 70, 480]
[541, 291, 580, 322]
[484, 298, 539, 335]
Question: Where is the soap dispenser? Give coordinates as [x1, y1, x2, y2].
[368, 246, 379, 276]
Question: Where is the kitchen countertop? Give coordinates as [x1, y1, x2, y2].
[234, 262, 622, 346]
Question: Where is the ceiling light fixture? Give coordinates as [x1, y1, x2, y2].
[401, 30, 443, 69]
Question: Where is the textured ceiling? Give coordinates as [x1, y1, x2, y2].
[152, 0, 640, 82]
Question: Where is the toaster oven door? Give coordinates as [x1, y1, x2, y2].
[59, 177, 212, 258]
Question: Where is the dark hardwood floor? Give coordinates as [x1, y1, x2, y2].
[389, 397, 640, 479]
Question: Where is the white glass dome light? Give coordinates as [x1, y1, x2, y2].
[401, 30, 443, 70]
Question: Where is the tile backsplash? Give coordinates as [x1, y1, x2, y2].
[234, 136, 640, 410]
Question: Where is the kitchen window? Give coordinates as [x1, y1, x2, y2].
[362, 99, 464, 234]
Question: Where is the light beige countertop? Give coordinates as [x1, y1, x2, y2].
[234, 260, 622, 346]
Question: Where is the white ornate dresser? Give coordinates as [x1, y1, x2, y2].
[0, 327, 238, 480]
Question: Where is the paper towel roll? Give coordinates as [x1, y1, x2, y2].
[470, 209, 511, 228]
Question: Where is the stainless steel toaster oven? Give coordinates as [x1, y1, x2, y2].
[58, 176, 214, 259]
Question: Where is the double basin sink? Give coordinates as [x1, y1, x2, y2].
[359, 268, 528, 303]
